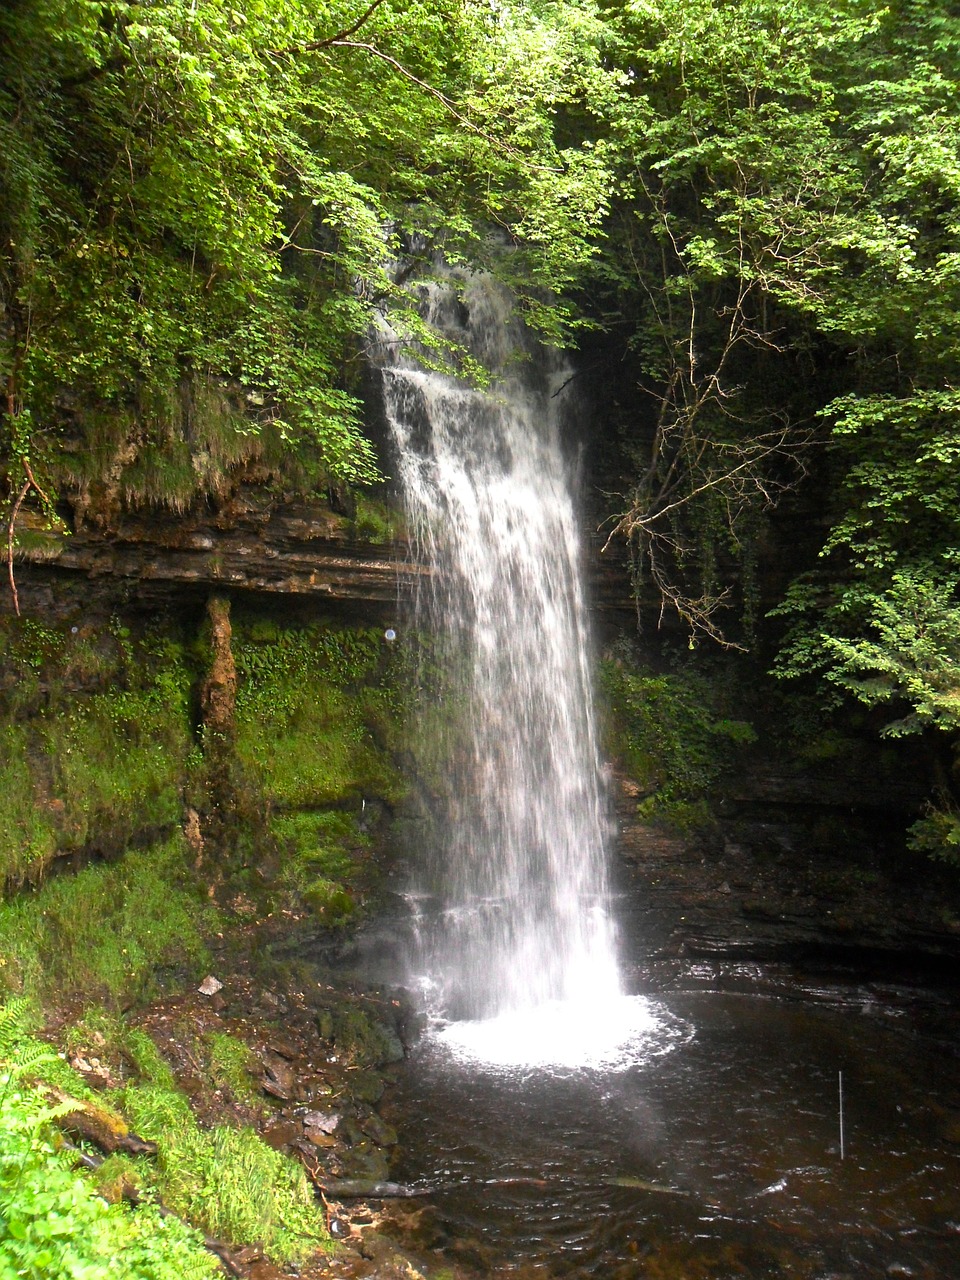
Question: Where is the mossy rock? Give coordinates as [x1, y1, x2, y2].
[92, 1154, 144, 1205]
[315, 1003, 404, 1068]
[302, 878, 356, 925]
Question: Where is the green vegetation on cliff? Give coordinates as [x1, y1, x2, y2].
[4, 0, 959, 854]
[0, 606, 411, 1273]
[0, 0, 611, 555]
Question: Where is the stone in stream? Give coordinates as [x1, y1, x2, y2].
[259, 1051, 296, 1100]
[359, 1111, 398, 1147]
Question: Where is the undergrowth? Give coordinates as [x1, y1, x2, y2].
[0, 835, 213, 1004]
[0, 998, 329, 1272]
[0, 1002, 219, 1280]
[204, 1031, 260, 1106]
[112, 1022, 325, 1262]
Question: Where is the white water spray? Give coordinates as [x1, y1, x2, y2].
[379, 273, 636, 1055]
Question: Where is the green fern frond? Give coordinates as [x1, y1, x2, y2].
[0, 996, 31, 1057]
[3, 1038, 56, 1078]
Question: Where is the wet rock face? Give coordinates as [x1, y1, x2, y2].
[200, 594, 237, 741]
[8, 490, 422, 618]
[613, 769, 960, 975]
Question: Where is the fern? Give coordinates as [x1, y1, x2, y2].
[0, 995, 31, 1057]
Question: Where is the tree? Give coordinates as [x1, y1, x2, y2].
[1, 0, 615, 607]
[580, 0, 892, 643]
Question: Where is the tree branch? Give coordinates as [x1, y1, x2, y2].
[7, 479, 30, 619]
[268, 34, 560, 174]
[269, 0, 389, 55]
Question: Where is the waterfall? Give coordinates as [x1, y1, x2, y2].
[379, 272, 621, 1025]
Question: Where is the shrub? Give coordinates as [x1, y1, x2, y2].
[601, 656, 756, 831]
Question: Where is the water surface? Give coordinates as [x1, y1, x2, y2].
[383, 988, 960, 1277]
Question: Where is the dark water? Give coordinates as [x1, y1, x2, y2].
[382, 989, 960, 1278]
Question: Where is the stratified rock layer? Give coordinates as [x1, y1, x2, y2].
[8, 491, 421, 618]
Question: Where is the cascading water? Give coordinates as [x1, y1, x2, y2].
[375, 272, 658, 1063]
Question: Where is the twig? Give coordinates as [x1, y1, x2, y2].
[268, 35, 560, 174]
[6, 457, 54, 617]
[269, 0, 389, 55]
[7, 479, 30, 618]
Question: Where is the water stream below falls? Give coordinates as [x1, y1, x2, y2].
[381, 986, 960, 1278]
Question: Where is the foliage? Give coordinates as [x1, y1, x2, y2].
[348, 494, 404, 544]
[0, 835, 213, 1003]
[0, 1004, 218, 1280]
[580, 0, 960, 657]
[778, 567, 960, 738]
[0, 1002, 326, 1267]
[204, 1031, 259, 1107]
[0, 0, 616, 562]
[908, 802, 960, 866]
[600, 652, 756, 831]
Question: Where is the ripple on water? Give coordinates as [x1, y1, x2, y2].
[427, 993, 693, 1073]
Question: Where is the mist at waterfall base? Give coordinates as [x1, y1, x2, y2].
[378, 273, 660, 1070]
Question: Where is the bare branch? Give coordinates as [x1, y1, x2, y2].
[7, 479, 30, 619]
[269, 0, 389, 55]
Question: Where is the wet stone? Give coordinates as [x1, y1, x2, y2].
[348, 1069, 386, 1104]
[341, 1141, 390, 1183]
[304, 1128, 338, 1147]
[265, 1031, 299, 1060]
[359, 1111, 398, 1147]
[259, 1051, 296, 1100]
[301, 1109, 340, 1134]
[262, 1120, 301, 1150]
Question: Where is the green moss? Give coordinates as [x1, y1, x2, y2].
[120, 440, 198, 511]
[0, 619, 197, 883]
[0, 835, 215, 1004]
[0, 724, 59, 885]
[44, 687, 190, 849]
[239, 688, 396, 806]
[92, 1154, 146, 1205]
[348, 494, 403, 544]
[314, 1001, 403, 1068]
[50, 379, 277, 516]
[270, 810, 368, 883]
[302, 876, 356, 925]
[234, 623, 407, 810]
[601, 654, 757, 832]
[124, 1026, 180, 1090]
